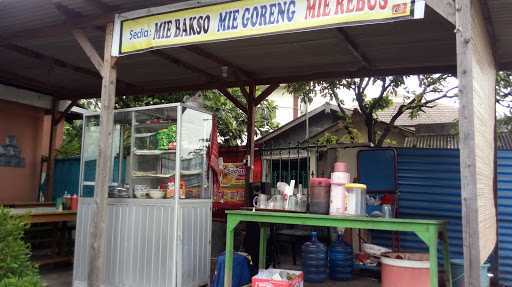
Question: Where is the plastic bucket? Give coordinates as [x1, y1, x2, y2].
[381, 253, 430, 287]
[450, 259, 490, 287]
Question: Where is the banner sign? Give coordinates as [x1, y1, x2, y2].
[112, 0, 425, 56]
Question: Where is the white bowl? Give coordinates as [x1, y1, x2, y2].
[148, 190, 165, 199]
[134, 191, 148, 199]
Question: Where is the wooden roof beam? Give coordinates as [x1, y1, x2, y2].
[184, 46, 255, 81]
[218, 88, 248, 114]
[0, 69, 85, 99]
[72, 30, 104, 74]
[53, 2, 84, 19]
[150, 50, 225, 82]
[240, 86, 250, 101]
[426, 0, 455, 25]
[51, 4, 136, 91]
[83, 0, 119, 13]
[255, 84, 280, 106]
[127, 64, 457, 97]
[54, 100, 78, 125]
[3, 36, 134, 93]
[2, 43, 100, 79]
[1, 0, 157, 45]
[335, 28, 372, 69]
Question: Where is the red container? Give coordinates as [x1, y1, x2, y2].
[381, 253, 430, 287]
[252, 269, 304, 287]
[309, 178, 331, 214]
[70, 194, 79, 211]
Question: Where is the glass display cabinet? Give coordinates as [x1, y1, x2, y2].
[73, 104, 213, 287]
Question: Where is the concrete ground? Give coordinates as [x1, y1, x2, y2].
[41, 266, 73, 287]
[40, 266, 380, 287]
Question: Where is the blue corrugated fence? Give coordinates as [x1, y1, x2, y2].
[371, 148, 512, 287]
[498, 151, 512, 286]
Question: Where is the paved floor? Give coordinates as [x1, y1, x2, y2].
[41, 266, 73, 287]
[40, 266, 379, 287]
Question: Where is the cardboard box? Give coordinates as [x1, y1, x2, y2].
[251, 269, 304, 287]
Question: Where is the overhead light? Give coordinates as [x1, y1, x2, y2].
[221, 66, 228, 78]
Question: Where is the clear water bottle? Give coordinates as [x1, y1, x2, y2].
[329, 232, 353, 281]
[302, 232, 328, 283]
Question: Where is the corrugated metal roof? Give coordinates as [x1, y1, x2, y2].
[404, 133, 512, 150]
[0, 1, 510, 100]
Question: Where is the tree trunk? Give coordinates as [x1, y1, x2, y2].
[366, 119, 375, 146]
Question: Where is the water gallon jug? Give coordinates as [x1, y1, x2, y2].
[302, 232, 328, 283]
[329, 232, 353, 281]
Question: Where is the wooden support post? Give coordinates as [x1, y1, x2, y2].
[46, 99, 60, 202]
[246, 85, 256, 183]
[456, 0, 497, 286]
[87, 23, 117, 287]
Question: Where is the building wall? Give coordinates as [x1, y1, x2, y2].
[0, 99, 63, 203]
[267, 86, 332, 127]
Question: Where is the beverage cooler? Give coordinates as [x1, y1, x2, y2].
[73, 104, 213, 287]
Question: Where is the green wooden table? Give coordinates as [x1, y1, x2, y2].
[225, 210, 452, 287]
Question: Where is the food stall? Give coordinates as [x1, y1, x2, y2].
[73, 104, 213, 287]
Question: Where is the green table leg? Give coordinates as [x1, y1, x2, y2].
[417, 228, 439, 287]
[224, 216, 238, 287]
[441, 229, 453, 287]
[259, 224, 269, 270]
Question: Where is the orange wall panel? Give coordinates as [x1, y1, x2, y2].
[0, 99, 64, 203]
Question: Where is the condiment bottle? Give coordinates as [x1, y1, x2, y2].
[63, 192, 71, 210]
[166, 177, 175, 198]
[71, 194, 78, 211]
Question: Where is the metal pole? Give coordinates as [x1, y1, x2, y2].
[269, 142, 273, 187]
[297, 142, 300, 187]
[288, 143, 291, 183]
[279, 149, 282, 182]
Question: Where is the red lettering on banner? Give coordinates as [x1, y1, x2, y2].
[316, 0, 322, 18]
[322, 0, 331, 16]
[305, 0, 317, 19]
[356, 0, 365, 11]
[367, 0, 377, 10]
[346, 0, 355, 13]
[379, 0, 388, 9]
[335, 0, 345, 14]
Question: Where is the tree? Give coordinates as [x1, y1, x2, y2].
[287, 74, 458, 146]
[57, 121, 82, 158]
[496, 71, 512, 110]
[496, 72, 512, 132]
[201, 89, 279, 146]
[60, 89, 279, 157]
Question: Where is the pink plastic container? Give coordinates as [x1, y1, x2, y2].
[381, 253, 430, 287]
[334, 162, 348, 172]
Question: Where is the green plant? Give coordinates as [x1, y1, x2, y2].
[157, 124, 177, 150]
[57, 121, 82, 158]
[0, 208, 42, 287]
